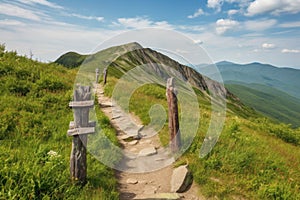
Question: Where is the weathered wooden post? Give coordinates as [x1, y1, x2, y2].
[95, 68, 100, 83]
[67, 85, 95, 184]
[166, 77, 181, 152]
[103, 67, 108, 85]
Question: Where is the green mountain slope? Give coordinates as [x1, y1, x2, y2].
[55, 51, 88, 68]
[57, 42, 300, 199]
[0, 47, 119, 199]
[197, 61, 300, 127]
[204, 61, 300, 99]
[226, 82, 300, 127]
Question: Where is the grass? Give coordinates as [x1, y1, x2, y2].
[0, 47, 119, 199]
[226, 83, 300, 128]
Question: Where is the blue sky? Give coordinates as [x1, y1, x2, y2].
[0, 0, 300, 68]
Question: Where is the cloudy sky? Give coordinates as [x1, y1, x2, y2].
[1, 0, 300, 68]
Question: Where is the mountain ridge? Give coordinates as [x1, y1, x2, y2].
[56, 42, 242, 106]
[196, 60, 300, 127]
[55, 43, 299, 127]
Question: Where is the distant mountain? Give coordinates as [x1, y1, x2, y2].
[56, 43, 252, 117]
[196, 61, 300, 127]
[54, 42, 143, 69]
[226, 82, 300, 127]
[55, 52, 88, 68]
[198, 61, 300, 99]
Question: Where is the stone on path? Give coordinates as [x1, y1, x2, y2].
[140, 139, 152, 144]
[126, 178, 138, 184]
[119, 135, 132, 140]
[111, 115, 121, 120]
[134, 193, 181, 200]
[143, 185, 157, 194]
[100, 101, 113, 107]
[128, 140, 138, 145]
[138, 147, 157, 157]
[130, 148, 138, 152]
[170, 165, 192, 193]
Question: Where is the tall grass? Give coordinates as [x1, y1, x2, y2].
[0, 48, 119, 199]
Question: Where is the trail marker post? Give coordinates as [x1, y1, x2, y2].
[95, 68, 100, 83]
[166, 77, 181, 152]
[103, 67, 108, 85]
[67, 85, 95, 184]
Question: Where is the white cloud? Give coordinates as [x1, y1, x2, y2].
[115, 17, 173, 29]
[188, 8, 205, 18]
[177, 25, 205, 32]
[71, 13, 104, 22]
[280, 21, 300, 28]
[228, 9, 239, 16]
[0, 3, 41, 21]
[207, 0, 223, 12]
[282, 49, 300, 53]
[246, 0, 300, 16]
[17, 0, 63, 9]
[244, 19, 277, 31]
[215, 18, 239, 34]
[0, 20, 120, 61]
[116, 17, 152, 28]
[153, 21, 173, 29]
[262, 43, 276, 49]
[193, 39, 204, 45]
[0, 19, 26, 26]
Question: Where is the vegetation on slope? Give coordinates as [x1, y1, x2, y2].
[226, 83, 300, 128]
[197, 61, 300, 127]
[101, 45, 300, 199]
[0, 45, 119, 199]
[54, 51, 88, 69]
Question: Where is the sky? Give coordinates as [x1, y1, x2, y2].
[0, 0, 300, 68]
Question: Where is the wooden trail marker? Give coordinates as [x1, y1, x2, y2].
[95, 68, 100, 83]
[103, 67, 108, 85]
[68, 85, 95, 184]
[166, 77, 181, 152]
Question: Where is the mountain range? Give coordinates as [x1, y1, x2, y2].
[196, 61, 300, 127]
[56, 46, 300, 127]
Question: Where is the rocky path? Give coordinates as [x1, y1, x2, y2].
[95, 84, 204, 200]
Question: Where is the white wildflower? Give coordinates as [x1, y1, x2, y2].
[47, 150, 60, 158]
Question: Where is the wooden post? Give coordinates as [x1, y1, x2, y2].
[68, 86, 95, 185]
[103, 67, 107, 85]
[95, 68, 100, 83]
[166, 77, 181, 152]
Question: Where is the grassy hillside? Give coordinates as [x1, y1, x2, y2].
[203, 61, 300, 100]
[197, 61, 300, 127]
[99, 45, 300, 199]
[55, 51, 88, 69]
[0, 46, 119, 199]
[226, 83, 300, 127]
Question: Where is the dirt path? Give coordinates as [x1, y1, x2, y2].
[95, 84, 204, 200]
